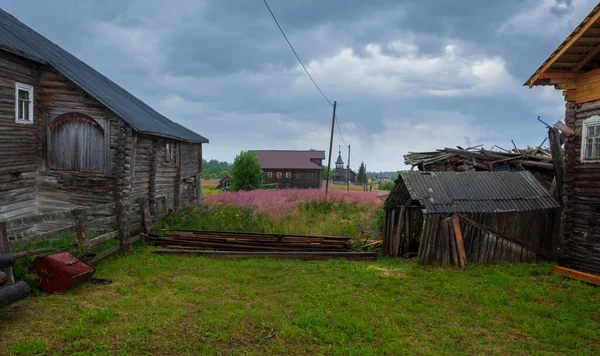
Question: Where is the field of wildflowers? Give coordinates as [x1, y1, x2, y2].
[159, 189, 385, 239]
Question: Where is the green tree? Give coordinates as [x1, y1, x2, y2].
[357, 162, 367, 185]
[230, 151, 263, 191]
[218, 170, 229, 179]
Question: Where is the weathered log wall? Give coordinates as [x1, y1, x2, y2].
[154, 138, 178, 211]
[562, 100, 600, 274]
[131, 135, 154, 201]
[36, 67, 118, 210]
[0, 52, 42, 220]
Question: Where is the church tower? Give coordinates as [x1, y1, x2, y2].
[335, 146, 344, 170]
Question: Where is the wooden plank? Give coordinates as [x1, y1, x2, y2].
[456, 214, 554, 258]
[89, 235, 141, 264]
[551, 265, 600, 286]
[89, 231, 119, 246]
[0, 222, 13, 285]
[152, 249, 378, 260]
[452, 216, 468, 268]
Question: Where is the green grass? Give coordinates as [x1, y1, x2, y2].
[156, 200, 378, 244]
[0, 246, 598, 355]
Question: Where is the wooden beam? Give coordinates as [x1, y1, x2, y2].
[528, 10, 600, 86]
[572, 42, 600, 72]
[452, 216, 467, 268]
[539, 71, 577, 80]
[0, 222, 13, 285]
[551, 265, 600, 286]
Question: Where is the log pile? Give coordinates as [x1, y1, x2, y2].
[145, 231, 377, 260]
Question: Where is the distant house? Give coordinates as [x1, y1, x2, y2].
[253, 150, 325, 189]
[331, 150, 356, 184]
[0, 9, 208, 229]
[217, 176, 231, 190]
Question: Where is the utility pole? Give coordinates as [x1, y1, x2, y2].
[347, 144, 351, 191]
[325, 101, 337, 195]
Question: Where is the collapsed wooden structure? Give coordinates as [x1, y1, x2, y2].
[383, 171, 560, 266]
[146, 230, 377, 260]
[526, 4, 600, 277]
[404, 146, 556, 188]
[0, 9, 208, 245]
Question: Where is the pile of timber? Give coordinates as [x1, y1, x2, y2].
[145, 230, 377, 260]
[404, 145, 555, 185]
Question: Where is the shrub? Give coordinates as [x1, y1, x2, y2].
[378, 181, 395, 191]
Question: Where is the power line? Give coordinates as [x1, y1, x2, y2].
[335, 119, 346, 147]
[262, 0, 333, 107]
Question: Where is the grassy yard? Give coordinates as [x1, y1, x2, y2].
[1, 190, 598, 355]
[0, 246, 598, 355]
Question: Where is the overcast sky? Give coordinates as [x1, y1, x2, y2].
[3, 0, 596, 171]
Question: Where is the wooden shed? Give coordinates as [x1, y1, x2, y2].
[0, 9, 208, 242]
[383, 171, 560, 267]
[526, 4, 600, 277]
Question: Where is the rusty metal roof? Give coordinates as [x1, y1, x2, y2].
[0, 9, 208, 143]
[387, 171, 559, 213]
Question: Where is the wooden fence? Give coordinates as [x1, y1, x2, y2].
[0, 197, 162, 281]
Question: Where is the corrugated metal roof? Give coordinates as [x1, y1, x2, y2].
[388, 171, 559, 213]
[0, 9, 208, 143]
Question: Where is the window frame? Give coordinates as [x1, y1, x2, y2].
[285, 172, 291, 178]
[277, 172, 282, 179]
[267, 172, 273, 179]
[581, 116, 600, 163]
[15, 82, 34, 124]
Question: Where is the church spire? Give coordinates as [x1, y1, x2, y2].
[335, 145, 344, 170]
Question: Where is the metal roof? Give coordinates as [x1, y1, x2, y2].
[387, 171, 559, 213]
[0, 9, 208, 143]
[253, 150, 325, 170]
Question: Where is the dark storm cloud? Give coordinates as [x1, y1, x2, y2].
[1, 0, 597, 170]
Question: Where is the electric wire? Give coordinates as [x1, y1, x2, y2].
[262, 0, 333, 107]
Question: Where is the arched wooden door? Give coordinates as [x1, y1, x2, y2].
[48, 112, 108, 174]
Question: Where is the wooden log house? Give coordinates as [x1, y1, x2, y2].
[383, 171, 560, 266]
[0, 9, 208, 238]
[526, 4, 600, 276]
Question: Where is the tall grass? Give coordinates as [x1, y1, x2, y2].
[160, 189, 383, 239]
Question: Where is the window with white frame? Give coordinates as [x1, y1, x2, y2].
[581, 116, 600, 161]
[267, 172, 273, 179]
[165, 142, 176, 162]
[277, 172, 282, 179]
[285, 172, 291, 178]
[15, 83, 33, 123]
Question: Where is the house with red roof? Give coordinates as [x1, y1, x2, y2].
[253, 150, 325, 189]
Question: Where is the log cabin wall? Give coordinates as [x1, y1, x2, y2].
[562, 100, 600, 274]
[36, 67, 118, 210]
[180, 142, 201, 205]
[0, 51, 41, 220]
[155, 138, 179, 212]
